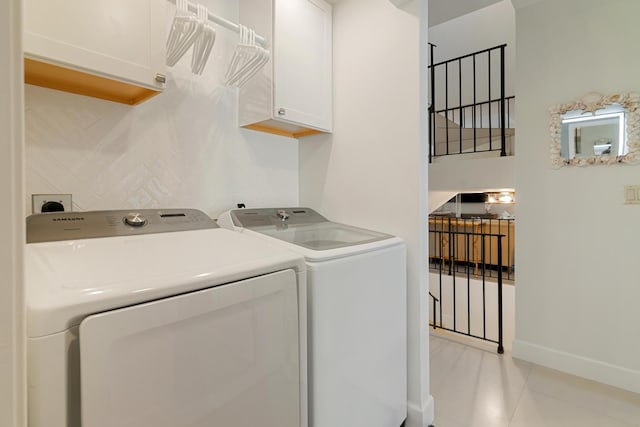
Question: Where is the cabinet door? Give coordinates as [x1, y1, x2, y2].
[24, 0, 165, 91]
[274, 0, 332, 132]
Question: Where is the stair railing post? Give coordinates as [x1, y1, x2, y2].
[488, 50, 492, 150]
[473, 54, 477, 152]
[500, 45, 507, 157]
[497, 235, 505, 354]
[432, 294, 437, 329]
[458, 58, 463, 154]
[445, 62, 449, 155]
[429, 43, 436, 163]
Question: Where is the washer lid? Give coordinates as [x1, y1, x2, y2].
[251, 222, 392, 251]
[229, 207, 393, 250]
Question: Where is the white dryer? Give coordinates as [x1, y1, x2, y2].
[26, 209, 307, 427]
[218, 208, 407, 427]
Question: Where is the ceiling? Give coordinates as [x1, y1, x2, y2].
[381, 0, 505, 27]
[428, 0, 503, 27]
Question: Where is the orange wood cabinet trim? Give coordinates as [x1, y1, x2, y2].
[242, 123, 325, 139]
[24, 58, 160, 105]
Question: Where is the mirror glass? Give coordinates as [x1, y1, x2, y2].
[561, 109, 624, 159]
[550, 92, 640, 166]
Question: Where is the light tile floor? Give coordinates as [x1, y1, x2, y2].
[429, 334, 640, 427]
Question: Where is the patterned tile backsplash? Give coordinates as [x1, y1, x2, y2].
[25, 0, 299, 219]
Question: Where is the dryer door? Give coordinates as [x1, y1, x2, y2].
[79, 269, 300, 427]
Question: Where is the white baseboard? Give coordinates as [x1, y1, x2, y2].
[406, 394, 435, 427]
[512, 339, 640, 394]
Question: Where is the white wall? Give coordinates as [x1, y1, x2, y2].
[299, 0, 432, 425]
[513, 0, 640, 393]
[429, 156, 515, 193]
[25, 0, 299, 217]
[0, 0, 25, 425]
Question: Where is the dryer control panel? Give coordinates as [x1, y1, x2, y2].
[27, 209, 217, 243]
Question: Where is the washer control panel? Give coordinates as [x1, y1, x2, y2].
[27, 209, 217, 243]
[230, 207, 328, 228]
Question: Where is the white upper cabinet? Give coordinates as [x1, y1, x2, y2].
[239, 0, 333, 139]
[273, 0, 332, 132]
[24, 0, 166, 105]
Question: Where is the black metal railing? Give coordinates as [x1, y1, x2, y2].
[428, 43, 514, 162]
[428, 216, 515, 281]
[434, 96, 515, 131]
[428, 218, 513, 354]
[429, 292, 439, 330]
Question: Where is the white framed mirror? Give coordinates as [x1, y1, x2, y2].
[549, 92, 640, 166]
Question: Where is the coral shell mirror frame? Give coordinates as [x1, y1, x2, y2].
[550, 92, 640, 166]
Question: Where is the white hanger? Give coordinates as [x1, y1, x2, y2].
[224, 26, 270, 87]
[166, 0, 201, 67]
[224, 25, 253, 85]
[190, 4, 216, 75]
[236, 31, 270, 87]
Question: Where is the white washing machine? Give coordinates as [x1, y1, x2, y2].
[218, 208, 407, 427]
[25, 209, 307, 427]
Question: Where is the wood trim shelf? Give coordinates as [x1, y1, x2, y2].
[242, 122, 325, 139]
[24, 58, 160, 105]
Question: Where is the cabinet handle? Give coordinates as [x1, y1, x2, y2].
[277, 108, 286, 116]
[155, 73, 167, 84]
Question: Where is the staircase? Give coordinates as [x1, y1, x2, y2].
[429, 190, 458, 213]
[432, 112, 515, 156]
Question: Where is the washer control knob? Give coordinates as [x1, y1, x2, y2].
[277, 210, 290, 221]
[124, 213, 147, 227]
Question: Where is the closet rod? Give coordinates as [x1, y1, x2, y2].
[166, 0, 268, 47]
